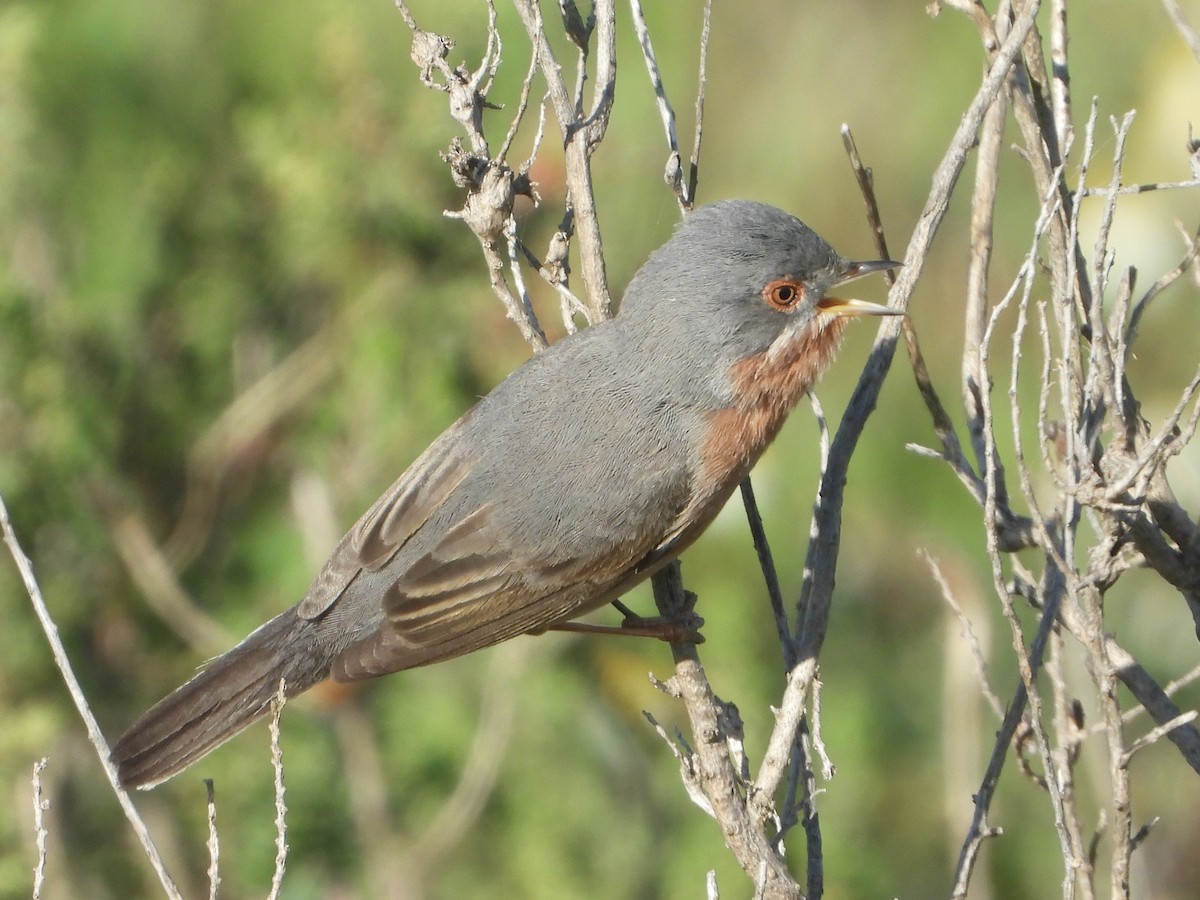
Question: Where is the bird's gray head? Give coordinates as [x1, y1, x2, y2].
[617, 200, 898, 364]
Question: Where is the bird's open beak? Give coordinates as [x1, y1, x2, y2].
[835, 258, 903, 285]
[817, 258, 904, 318]
[816, 296, 904, 317]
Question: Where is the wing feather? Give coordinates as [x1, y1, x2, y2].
[296, 419, 472, 621]
[331, 496, 688, 680]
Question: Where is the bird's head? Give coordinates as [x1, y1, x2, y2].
[618, 200, 901, 371]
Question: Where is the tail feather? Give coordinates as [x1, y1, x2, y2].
[111, 610, 329, 789]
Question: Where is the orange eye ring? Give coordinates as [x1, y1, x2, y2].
[763, 279, 805, 311]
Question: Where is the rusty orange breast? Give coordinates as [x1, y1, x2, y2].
[698, 316, 850, 497]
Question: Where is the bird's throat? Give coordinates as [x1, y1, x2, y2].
[698, 316, 850, 493]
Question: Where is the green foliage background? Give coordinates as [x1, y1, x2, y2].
[2, 0, 1199, 897]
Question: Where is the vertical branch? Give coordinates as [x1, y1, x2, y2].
[1049, 0, 1073, 147]
[932, 3, 1200, 896]
[798, 711, 824, 900]
[513, 0, 615, 321]
[1080, 111, 1138, 900]
[1000, 247, 1083, 900]
[949, 167, 1075, 896]
[267, 682, 289, 900]
[1046, 632, 1095, 900]
[204, 780, 221, 900]
[756, 9, 1047, 888]
[739, 477, 790, 657]
[963, 92, 1008, 479]
[958, 0, 1093, 324]
[687, 0, 714, 204]
[649, 563, 803, 900]
[1095, 587, 1134, 900]
[992, 192, 1081, 893]
[31, 759, 49, 900]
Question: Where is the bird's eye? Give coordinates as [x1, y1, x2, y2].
[763, 279, 804, 311]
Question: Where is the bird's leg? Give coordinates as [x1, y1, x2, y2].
[544, 597, 705, 644]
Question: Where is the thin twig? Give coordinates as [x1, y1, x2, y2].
[768, 14, 1045, 880]
[267, 680, 289, 900]
[628, 0, 686, 209]
[1125, 221, 1200, 346]
[1079, 178, 1200, 197]
[1113, 660, 1200, 731]
[952, 164, 1078, 900]
[809, 678, 834, 782]
[497, 42, 541, 163]
[512, 0, 615, 320]
[963, 89, 1007, 480]
[31, 759, 48, 900]
[739, 477, 790, 662]
[513, 235, 590, 327]
[1122, 711, 1200, 765]
[1159, 0, 1200, 63]
[0, 494, 183, 900]
[205, 779, 221, 900]
[1045, 630, 1093, 900]
[1049, 0, 1073, 148]
[687, 0, 713, 204]
[799, 0, 1046, 661]
[921, 550, 1004, 719]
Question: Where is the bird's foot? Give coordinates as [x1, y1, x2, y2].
[613, 597, 705, 644]
[617, 609, 706, 644]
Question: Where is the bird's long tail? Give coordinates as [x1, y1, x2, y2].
[110, 609, 329, 789]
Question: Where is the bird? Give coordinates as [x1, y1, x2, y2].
[110, 199, 900, 789]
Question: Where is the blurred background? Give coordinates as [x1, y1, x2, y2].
[2, 0, 1199, 897]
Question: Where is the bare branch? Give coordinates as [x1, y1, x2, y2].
[922, 550, 1004, 719]
[739, 477, 790, 658]
[687, 0, 713, 205]
[1125, 220, 1200, 345]
[497, 40, 542, 163]
[963, 89, 1007, 478]
[629, 0, 685, 208]
[649, 563, 803, 899]
[798, 0, 1046, 640]
[1078, 178, 1200, 198]
[1122, 711, 1200, 765]
[512, 0, 615, 320]
[31, 759, 48, 900]
[1161, 0, 1200, 63]
[1, 494, 184, 900]
[205, 780, 220, 900]
[1049, 0, 1073, 146]
[267, 681, 289, 900]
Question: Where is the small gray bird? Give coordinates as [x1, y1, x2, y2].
[111, 200, 899, 788]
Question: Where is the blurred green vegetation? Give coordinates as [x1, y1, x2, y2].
[3, 0, 1199, 897]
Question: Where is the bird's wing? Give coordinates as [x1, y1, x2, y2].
[295, 411, 691, 681]
[295, 418, 473, 621]
[331, 500, 674, 681]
